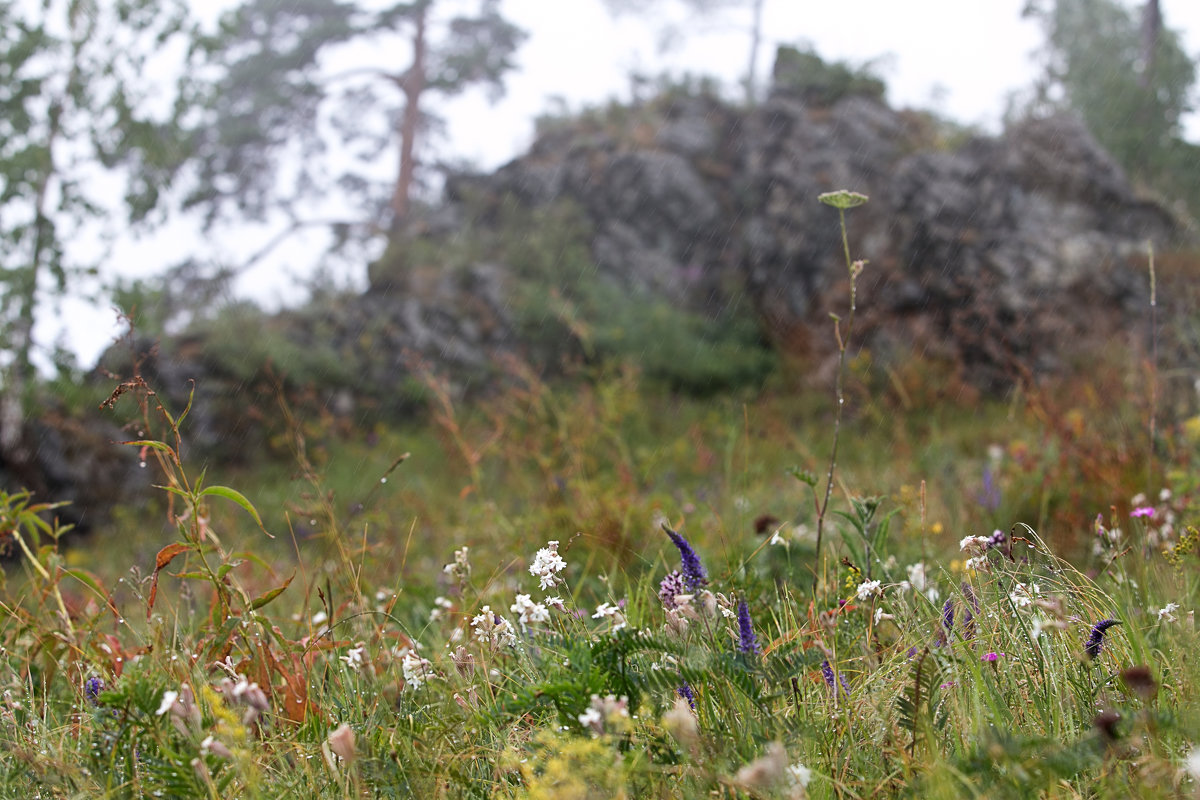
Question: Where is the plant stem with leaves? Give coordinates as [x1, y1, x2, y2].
[811, 190, 869, 593]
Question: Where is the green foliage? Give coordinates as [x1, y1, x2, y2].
[1026, 0, 1200, 214]
[770, 45, 889, 106]
[493, 198, 775, 394]
[185, 0, 525, 229]
[0, 0, 190, 434]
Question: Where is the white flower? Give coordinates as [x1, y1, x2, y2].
[444, 546, 470, 579]
[768, 530, 787, 546]
[341, 644, 366, 670]
[873, 606, 894, 624]
[155, 690, 179, 716]
[529, 540, 567, 590]
[510, 594, 550, 626]
[1185, 746, 1200, 780]
[543, 596, 567, 612]
[1158, 602, 1180, 623]
[855, 580, 882, 600]
[905, 562, 929, 592]
[577, 707, 603, 730]
[429, 596, 453, 622]
[471, 605, 517, 646]
[592, 602, 628, 631]
[401, 651, 434, 690]
[959, 535, 991, 555]
[1009, 582, 1040, 609]
[787, 761, 813, 789]
[964, 555, 989, 573]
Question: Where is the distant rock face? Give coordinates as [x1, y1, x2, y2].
[438, 87, 1178, 388]
[95, 56, 1184, 463]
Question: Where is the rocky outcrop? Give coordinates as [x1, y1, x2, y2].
[429, 82, 1180, 389]
[100, 50, 1186, 461]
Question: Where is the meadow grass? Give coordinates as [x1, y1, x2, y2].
[1, 202, 1199, 799]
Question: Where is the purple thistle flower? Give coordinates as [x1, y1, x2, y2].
[736, 599, 760, 656]
[663, 523, 708, 591]
[85, 676, 105, 706]
[677, 682, 696, 710]
[658, 570, 688, 609]
[1085, 619, 1121, 660]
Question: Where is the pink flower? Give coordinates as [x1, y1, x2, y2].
[1130, 506, 1155, 519]
[981, 652, 1004, 662]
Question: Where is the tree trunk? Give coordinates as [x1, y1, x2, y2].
[744, 0, 764, 104]
[392, 2, 427, 224]
[1139, 0, 1161, 91]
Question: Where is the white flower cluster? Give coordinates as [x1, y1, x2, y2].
[443, 546, 471, 581]
[901, 562, 940, 603]
[592, 602, 627, 631]
[471, 605, 516, 647]
[510, 594, 551, 626]
[341, 643, 366, 670]
[429, 596, 453, 622]
[959, 535, 991, 555]
[855, 580, 882, 601]
[1158, 602, 1180, 623]
[401, 651, 435, 690]
[1008, 582, 1040, 609]
[577, 693, 630, 735]
[529, 540, 567, 590]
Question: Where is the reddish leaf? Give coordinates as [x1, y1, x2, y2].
[147, 542, 192, 619]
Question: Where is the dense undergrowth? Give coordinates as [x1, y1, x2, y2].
[1, 196, 1199, 799]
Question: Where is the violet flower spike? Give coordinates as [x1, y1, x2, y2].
[961, 582, 979, 640]
[1085, 619, 1121, 660]
[677, 682, 696, 710]
[820, 659, 850, 697]
[663, 523, 708, 591]
[85, 676, 105, 706]
[941, 598, 955, 633]
[736, 599, 760, 656]
[658, 570, 688, 610]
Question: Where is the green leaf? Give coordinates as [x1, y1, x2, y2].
[249, 574, 294, 610]
[786, 466, 818, 487]
[198, 485, 266, 531]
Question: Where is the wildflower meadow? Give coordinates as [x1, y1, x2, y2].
[1, 192, 1198, 799]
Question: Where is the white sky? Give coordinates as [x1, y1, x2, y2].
[41, 0, 1200, 369]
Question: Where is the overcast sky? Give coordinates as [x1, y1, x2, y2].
[47, 0, 1200, 368]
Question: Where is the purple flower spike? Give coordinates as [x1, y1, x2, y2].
[962, 582, 979, 640]
[736, 599, 760, 656]
[658, 570, 688, 609]
[85, 676, 105, 706]
[677, 682, 696, 710]
[1085, 619, 1121, 660]
[941, 598, 955, 633]
[820, 659, 850, 697]
[663, 523, 708, 591]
